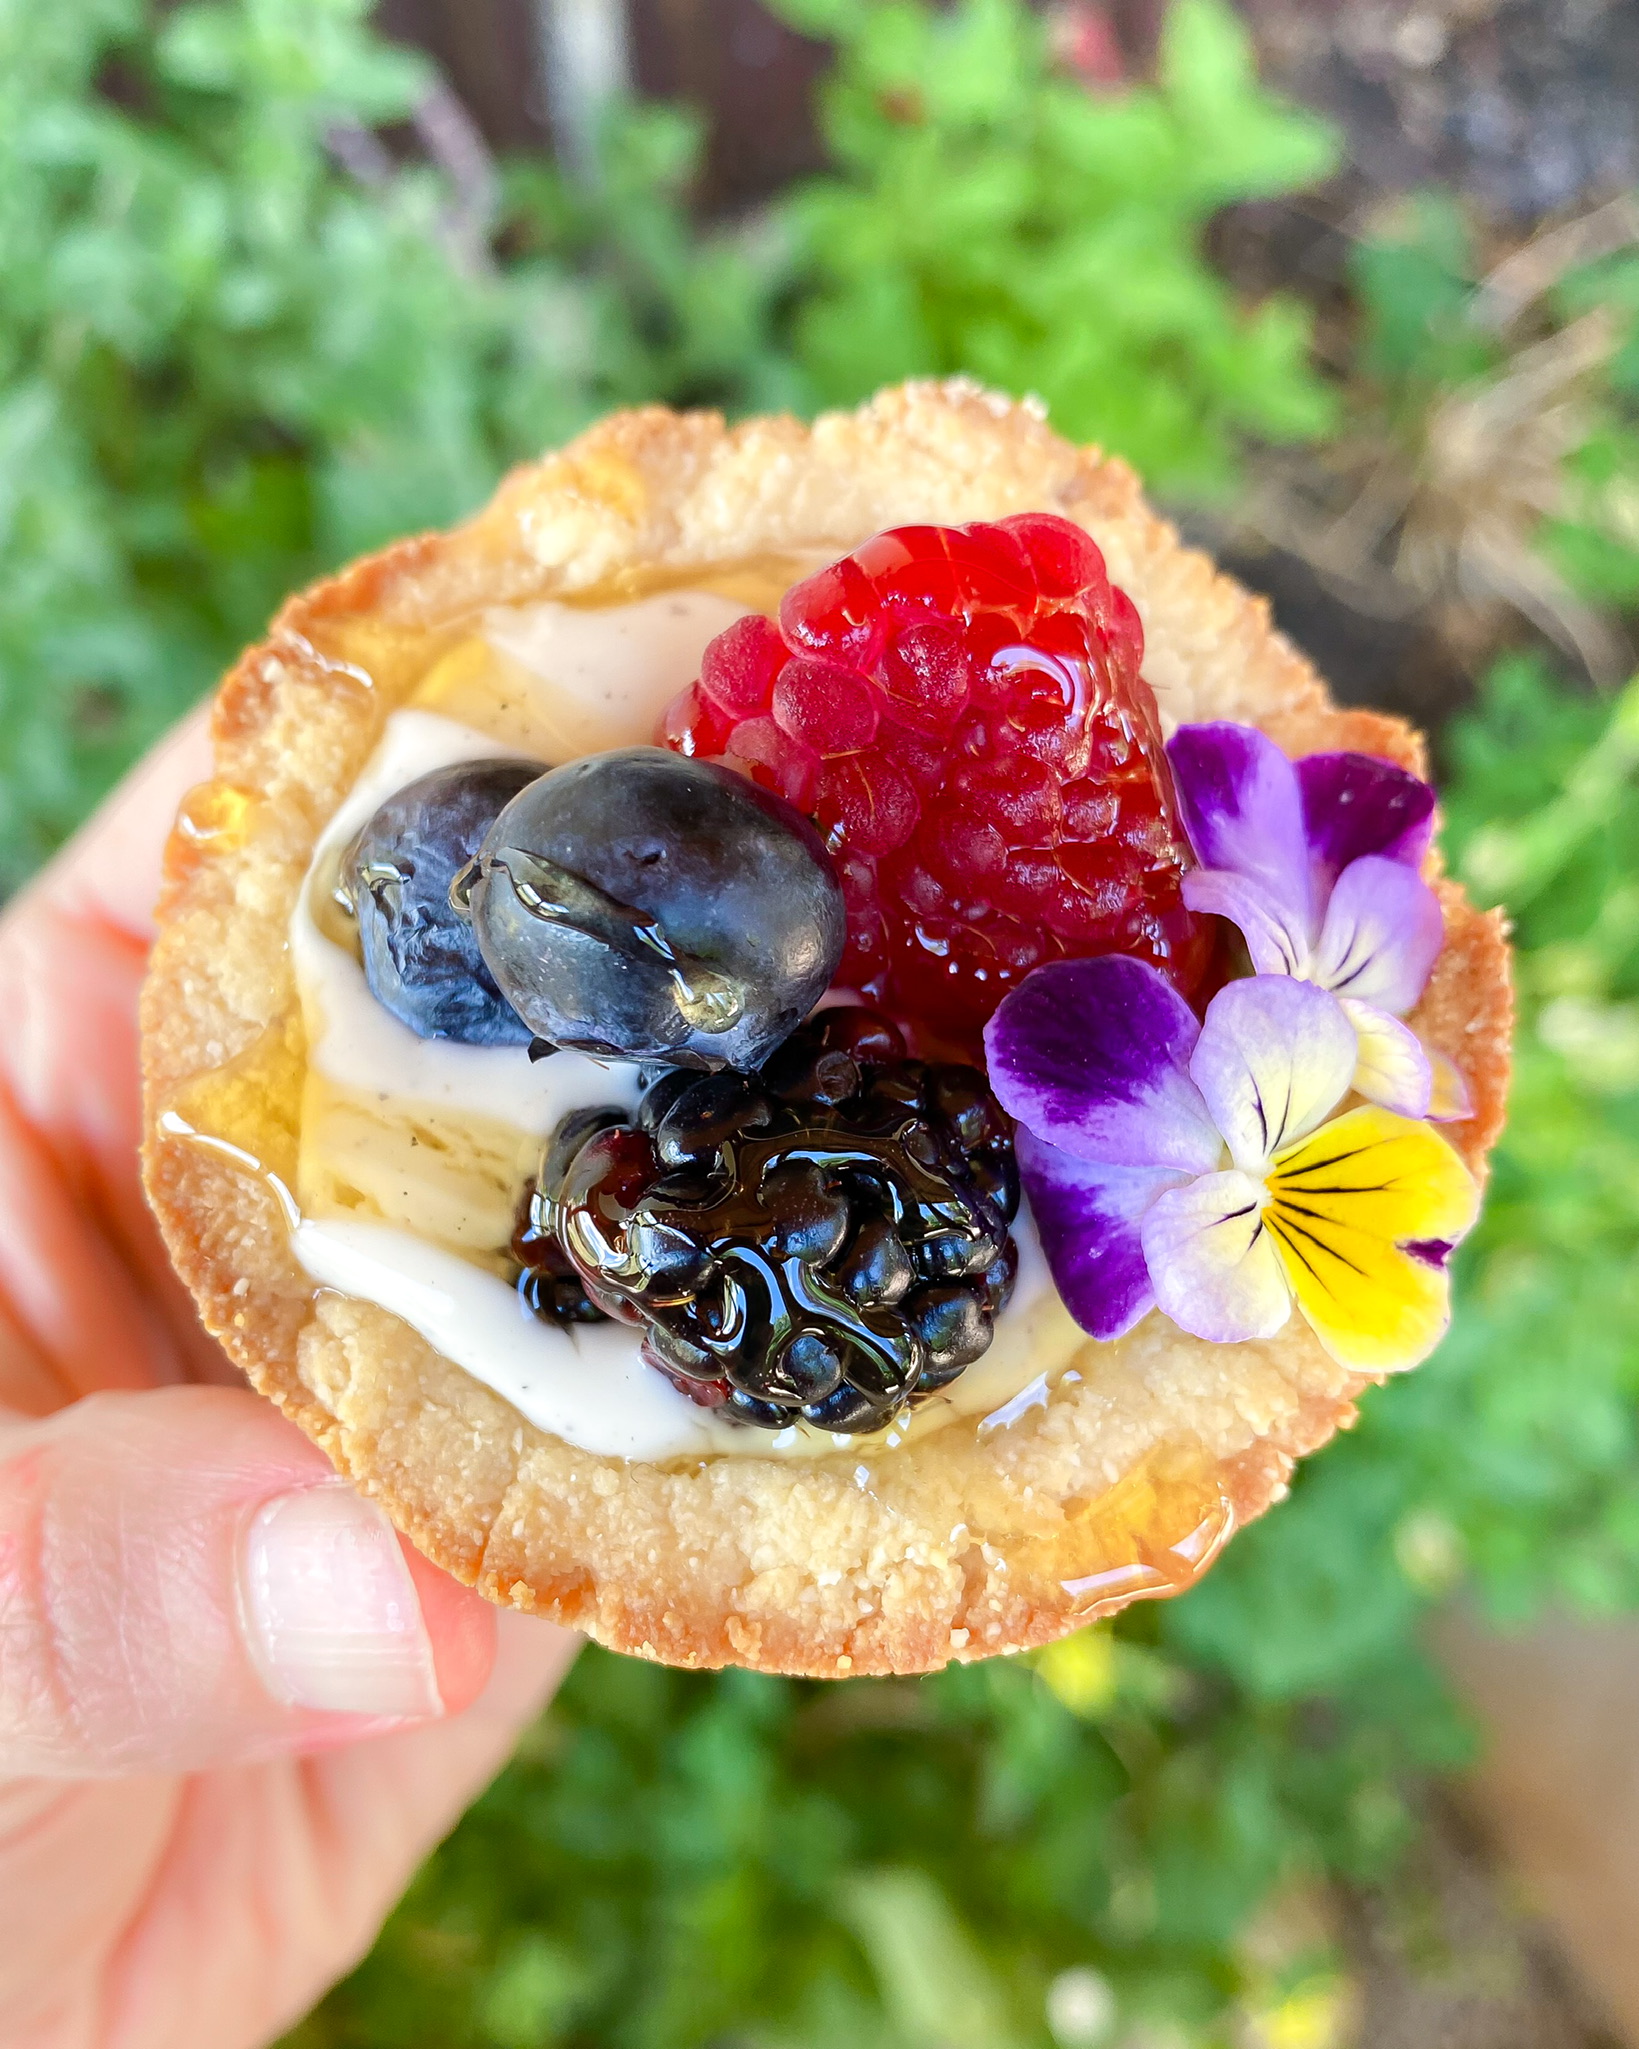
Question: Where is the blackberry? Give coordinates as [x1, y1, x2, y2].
[530, 1008, 1018, 1432]
[513, 1220, 609, 1325]
[511, 1105, 626, 1326]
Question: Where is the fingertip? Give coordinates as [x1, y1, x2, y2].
[401, 1542, 498, 1717]
[25, 705, 215, 941]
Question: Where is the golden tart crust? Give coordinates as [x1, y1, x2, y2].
[140, 380, 1513, 1676]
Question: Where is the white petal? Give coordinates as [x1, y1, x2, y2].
[1310, 856, 1444, 1014]
[1189, 976, 1358, 1174]
[1141, 1169, 1292, 1344]
[1182, 868, 1311, 977]
[1427, 1048, 1475, 1122]
[1339, 998, 1433, 1118]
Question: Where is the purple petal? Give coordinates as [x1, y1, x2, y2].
[1182, 869, 1310, 977]
[1167, 724, 1316, 953]
[1141, 1170, 1292, 1343]
[1297, 752, 1436, 895]
[983, 956, 1221, 1172]
[1309, 855, 1445, 1013]
[1189, 977, 1357, 1173]
[1017, 1128, 1184, 1340]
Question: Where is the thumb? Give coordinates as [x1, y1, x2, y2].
[0, 1384, 498, 1777]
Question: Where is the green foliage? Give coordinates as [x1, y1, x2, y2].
[0, 0, 791, 887]
[1440, 659, 1639, 1612]
[770, 0, 1340, 498]
[1548, 248, 1639, 607]
[287, 1630, 1391, 2049]
[1349, 192, 1494, 398]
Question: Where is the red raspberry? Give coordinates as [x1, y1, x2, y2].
[660, 514, 1208, 1051]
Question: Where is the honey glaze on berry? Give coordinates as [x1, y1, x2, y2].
[661, 514, 1211, 1052]
[523, 1008, 1020, 1434]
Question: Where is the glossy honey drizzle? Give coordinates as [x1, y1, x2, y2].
[1013, 1439, 1238, 1619]
[175, 780, 256, 853]
[158, 1009, 309, 1253]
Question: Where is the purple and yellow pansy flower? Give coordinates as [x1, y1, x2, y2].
[984, 956, 1479, 1375]
[1165, 723, 1469, 1121]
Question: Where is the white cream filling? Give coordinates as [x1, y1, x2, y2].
[284, 595, 1086, 1462]
[290, 1199, 1073, 1463]
[292, 1217, 727, 1460]
[487, 591, 750, 749]
[415, 589, 753, 759]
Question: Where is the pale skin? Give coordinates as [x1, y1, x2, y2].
[0, 714, 579, 2049]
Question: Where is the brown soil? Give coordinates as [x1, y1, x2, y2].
[1337, 1793, 1625, 2049]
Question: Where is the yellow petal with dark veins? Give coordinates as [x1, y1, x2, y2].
[1263, 1106, 1480, 1375]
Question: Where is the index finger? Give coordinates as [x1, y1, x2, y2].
[25, 705, 215, 941]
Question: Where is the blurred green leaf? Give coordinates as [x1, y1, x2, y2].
[771, 0, 1340, 498]
[838, 1868, 1031, 2049]
[1349, 192, 1487, 393]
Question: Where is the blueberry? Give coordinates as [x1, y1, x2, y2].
[340, 759, 544, 1044]
[467, 749, 846, 1071]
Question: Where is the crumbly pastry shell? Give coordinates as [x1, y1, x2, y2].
[140, 381, 1513, 1677]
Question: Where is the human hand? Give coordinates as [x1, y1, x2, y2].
[0, 714, 579, 2049]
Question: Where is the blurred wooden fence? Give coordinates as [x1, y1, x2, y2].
[377, 0, 831, 211]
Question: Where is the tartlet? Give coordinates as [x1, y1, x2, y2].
[140, 380, 1512, 1676]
